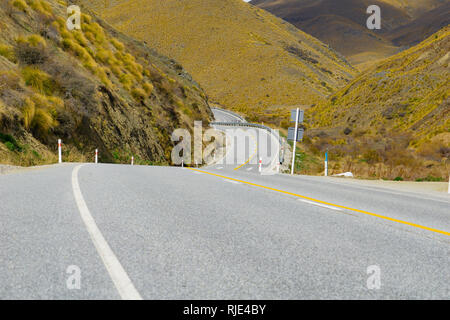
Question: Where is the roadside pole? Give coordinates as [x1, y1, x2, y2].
[259, 157, 262, 173]
[95, 149, 98, 164]
[58, 139, 62, 164]
[325, 151, 328, 176]
[131, 156, 134, 166]
[448, 175, 450, 194]
[291, 108, 299, 175]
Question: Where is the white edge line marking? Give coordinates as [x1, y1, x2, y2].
[72, 165, 142, 300]
[224, 180, 241, 185]
[246, 167, 253, 171]
[299, 199, 343, 211]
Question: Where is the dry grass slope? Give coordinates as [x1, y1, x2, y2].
[77, 0, 356, 122]
[0, 0, 212, 166]
[304, 26, 449, 180]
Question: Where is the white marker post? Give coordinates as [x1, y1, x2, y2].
[259, 157, 262, 173]
[131, 156, 134, 166]
[325, 151, 328, 177]
[448, 175, 450, 194]
[58, 139, 62, 164]
[291, 108, 300, 175]
[95, 149, 98, 164]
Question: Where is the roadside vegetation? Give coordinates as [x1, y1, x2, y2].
[0, 0, 212, 166]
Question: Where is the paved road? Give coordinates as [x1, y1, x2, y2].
[211, 108, 280, 174]
[0, 109, 449, 299]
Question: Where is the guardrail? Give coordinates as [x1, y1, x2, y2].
[211, 121, 284, 164]
[210, 107, 247, 123]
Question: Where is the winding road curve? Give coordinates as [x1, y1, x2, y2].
[0, 109, 449, 299]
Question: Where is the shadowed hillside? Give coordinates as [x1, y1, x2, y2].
[0, 0, 212, 166]
[253, 0, 449, 69]
[387, 2, 450, 46]
[76, 0, 356, 121]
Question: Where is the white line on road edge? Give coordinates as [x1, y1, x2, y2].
[246, 167, 253, 171]
[224, 180, 241, 185]
[299, 199, 343, 211]
[71, 165, 142, 300]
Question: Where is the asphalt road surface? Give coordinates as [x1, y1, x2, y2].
[0, 110, 449, 299]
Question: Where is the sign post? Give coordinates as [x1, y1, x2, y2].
[95, 149, 98, 164]
[288, 109, 304, 175]
[325, 151, 328, 176]
[58, 139, 62, 164]
[131, 156, 134, 166]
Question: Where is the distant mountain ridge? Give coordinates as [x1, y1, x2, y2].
[252, 0, 450, 68]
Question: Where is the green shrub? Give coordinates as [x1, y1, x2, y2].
[5, 141, 16, 151]
[0, 133, 22, 151]
[394, 176, 404, 181]
[415, 176, 444, 182]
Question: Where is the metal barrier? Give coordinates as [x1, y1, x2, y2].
[211, 121, 284, 164]
[210, 107, 247, 123]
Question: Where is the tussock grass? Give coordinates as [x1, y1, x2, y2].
[21, 67, 55, 95]
[10, 0, 28, 12]
[0, 44, 16, 63]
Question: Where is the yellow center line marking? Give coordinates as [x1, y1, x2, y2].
[234, 132, 258, 171]
[188, 168, 450, 237]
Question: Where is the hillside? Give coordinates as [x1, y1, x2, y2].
[304, 26, 449, 180]
[76, 0, 356, 122]
[387, 2, 450, 46]
[0, 0, 212, 166]
[252, 0, 449, 69]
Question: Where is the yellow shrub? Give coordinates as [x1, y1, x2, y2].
[33, 108, 56, 135]
[95, 48, 114, 64]
[110, 64, 123, 78]
[22, 98, 36, 129]
[73, 31, 89, 47]
[22, 94, 58, 136]
[142, 82, 154, 95]
[17, 34, 46, 48]
[96, 67, 112, 87]
[10, 0, 28, 12]
[119, 73, 134, 90]
[82, 23, 106, 44]
[25, 0, 52, 16]
[110, 38, 125, 52]
[21, 67, 55, 95]
[131, 87, 147, 101]
[0, 44, 16, 63]
[27, 34, 46, 47]
[81, 13, 92, 24]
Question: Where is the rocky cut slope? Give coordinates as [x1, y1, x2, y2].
[305, 26, 449, 181]
[0, 0, 212, 166]
[76, 0, 356, 124]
